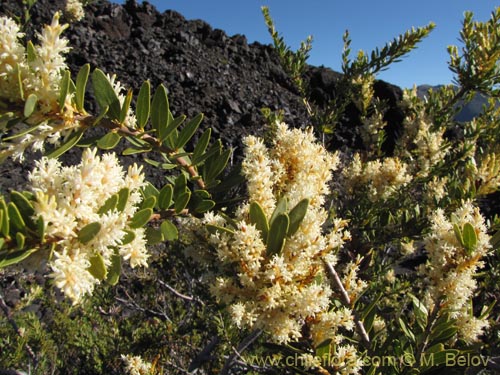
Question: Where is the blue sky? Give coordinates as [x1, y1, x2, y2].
[114, 1, 496, 89]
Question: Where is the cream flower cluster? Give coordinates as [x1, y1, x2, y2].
[29, 148, 148, 304]
[344, 153, 412, 201]
[121, 354, 152, 375]
[0, 13, 80, 161]
[396, 92, 449, 177]
[198, 123, 357, 354]
[418, 201, 491, 343]
[65, 0, 86, 22]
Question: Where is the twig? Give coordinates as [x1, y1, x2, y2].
[0, 292, 38, 369]
[323, 259, 371, 348]
[157, 279, 202, 304]
[219, 329, 263, 375]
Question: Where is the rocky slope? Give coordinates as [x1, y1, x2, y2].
[0, 0, 404, 155]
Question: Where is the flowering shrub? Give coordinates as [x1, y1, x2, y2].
[0, 1, 500, 375]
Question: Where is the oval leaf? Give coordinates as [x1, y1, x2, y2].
[78, 222, 101, 244]
[24, 93, 37, 118]
[120, 230, 136, 245]
[158, 184, 173, 210]
[46, 129, 85, 159]
[161, 220, 178, 241]
[92, 68, 121, 120]
[97, 194, 118, 215]
[151, 84, 169, 139]
[194, 200, 215, 214]
[75, 63, 90, 112]
[58, 70, 71, 110]
[116, 188, 130, 212]
[266, 213, 289, 257]
[97, 132, 121, 150]
[136, 80, 151, 129]
[8, 202, 25, 233]
[462, 222, 477, 255]
[192, 127, 212, 165]
[141, 195, 157, 210]
[175, 191, 191, 213]
[175, 113, 203, 150]
[88, 253, 107, 280]
[249, 201, 269, 241]
[129, 208, 152, 228]
[287, 199, 309, 236]
[0, 248, 36, 268]
[106, 251, 121, 285]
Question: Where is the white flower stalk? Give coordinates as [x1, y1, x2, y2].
[29, 148, 148, 304]
[344, 154, 412, 201]
[418, 201, 491, 342]
[0, 13, 81, 162]
[25, 12, 70, 114]
[195, 123, 357, 349]
[65, 0, 86, 22]
[0, 16, 26, 101]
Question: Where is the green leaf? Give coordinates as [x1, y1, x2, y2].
[142, 182, 160, 200]
[88, 253, 107, 280]
[2, 122, 44, 141]
[249, 201, 269, 241]
[270, 197, 288, 226]
[119, 89, 133, 124]
[462, 222, 477, 255]
[141, 195, 156, 210]
[315, 339, 332, 361]
[106, 251, 121, 285]
[10, 191, 35, 219]
[116, 188, 130, 212]
[97, 132, 121, 150]
[194, 200, 215, 214]
[129, 208, 152, 228]
[15, 63, 24, 100]
[75, 63, 90, 112]
[453, 223, 464, 247]
[398, 317, 415, 342]
[266, 213, 289, 257]
[15, 232, 25, 249]
[175, 191, 191, 213]
[174, 173, 188, 197]
[58, 70, 71, 110]
[97, 194, 118, 215]
[409, 293, 428, 331]
[287, 199, 309, 236]
[206, 224, 234, 236]
[91, 68, 121, 120]
[161, 114, 186, 143]
[46, 129, 85, 159]
[158, 184, 173, 210]
[205, 148, 232, 184]
[8, 202, 25, 233]
[0, 199, 10, 237]
[78, 222, 101, 244]
[151, 84, 169, 140]
[120, 230, 136, 245]
[192, 128, 212, 165]
[136, 80, 151, 129]
[175, 113, 203, 150]
[161, 220, 178, 241]
[26, 41, 37, 62]
[23, 93, 37, 117]
[122, 147, 151, 155]
[0, 238, 3, 250]
[145, 227, 163, 245]
[0, 248, 36, 268]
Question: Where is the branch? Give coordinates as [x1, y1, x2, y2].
[323, 259, 370, 348]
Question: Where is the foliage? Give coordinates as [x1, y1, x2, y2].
[1, 1, 500, 375]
